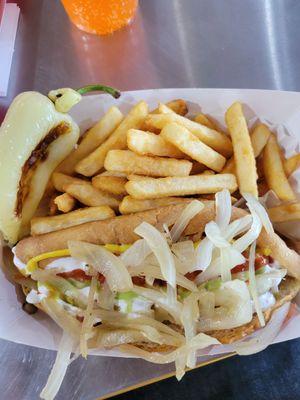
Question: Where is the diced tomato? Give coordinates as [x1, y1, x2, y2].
[185, 271, 201, 281]
[132, 276, 146, 286]
[58, 269, 105, 283]
[231, 254, 269, 274]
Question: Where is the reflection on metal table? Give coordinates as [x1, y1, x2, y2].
[1, 0, 300, 399]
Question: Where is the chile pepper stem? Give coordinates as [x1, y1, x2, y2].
[77, 84, 121, 99]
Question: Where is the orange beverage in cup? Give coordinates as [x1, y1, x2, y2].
[61, 0, 138, 35]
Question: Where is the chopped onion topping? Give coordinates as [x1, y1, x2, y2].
[40, 331, 77, 400]
[80, 276, 97, 358]
[128, 264, 197, 292]
[41, 298, 81, 338]
[119, 332, 220, 380]
[94, 310, 185, 340]
[215, 189, 232, 230]
[135, 222, 177, 305]
[198, 280, 253, 331]
[224, 215, 252, 241]
[171, 241, 196, 273]
[132, 285, 182, 323]
[243, 192, 274, 234]
[229, 302, 290, 355]
[248, 241, 265, 327]
[181, 293, 200, 368]
[68, 241, 133, 293]
[220, 247, 232, 282]
[233, 211, 262, 252]
[205, 221, 230, 248]
[170, 200, 204, 242]
[120, 239, 151, 268]
[195, 237, 214, 271]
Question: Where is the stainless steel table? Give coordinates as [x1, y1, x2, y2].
[1, 1, 300, 399]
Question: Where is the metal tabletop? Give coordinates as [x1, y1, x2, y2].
[1, 1, 300, 399]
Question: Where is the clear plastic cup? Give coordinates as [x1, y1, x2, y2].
[61, 0, 139, 35]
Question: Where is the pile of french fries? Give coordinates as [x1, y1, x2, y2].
[30, 98, 300, 236]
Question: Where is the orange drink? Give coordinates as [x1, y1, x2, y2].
[61, 0, 138, 35]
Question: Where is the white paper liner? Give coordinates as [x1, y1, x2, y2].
[0, 88, 299, 360]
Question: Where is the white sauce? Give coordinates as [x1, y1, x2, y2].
[46, 257, 88, 273]
[257, 292, 276, 311]
[26, 285, 49, 304]
[115, 297, 153, 314]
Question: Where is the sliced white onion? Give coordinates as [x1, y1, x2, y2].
[243, 192, 274, 234]
[68, 241, 133, 293]
[120, 239, 152, 268]
[197, 280, 253, 331]
[233, 211, 262, 252]
[195, 237, 214, 271]
[146, 275, 155, 286]
[99, 323, 182, 347]
[171, 241, 197, 274]
[80, 276, 97, 358]
[170, 200, 204, 242]
[132, 285, 182, 323]
[198, 290, 215, 318]
[97, 281, 115, 311]
[215, 189, 232, 230]
[135, 222, 177, 305]
[205, 221, 230, 248]
[220, 247, 232, 282]
[119, 332, 220, 380]
[223, 215, 252, 241]
[229, 302, 290, 355]
[181, 293, 200, 368]
[248, 241, 265, 327]
[196, 248, 245, 284]
[95, 328, 148, 347]
[94, 309, 185, 340]
[41, 298, 81, 338]
[128, 264, 197, 292]
[255, 269, 287, 295]
[40, 331, 77, 400]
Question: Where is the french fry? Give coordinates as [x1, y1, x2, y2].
[221, 157, 236, 174]
[194, 113, 218, 130]
[52, 172, 84, 192]
[125, 174, 237, 199]
[119, 195, 192, 214]
[64, 182, 120, 209]
[267, 202, 300, 223]
[54, 193, 76, 213]
[49, 194, 58, 216]
[127, 129, 185, 158]
[92, 175, 127, 195]
[263, 134, 296, 201]
[190, 162, 207, 175]
[152, 99, 188, 116]
[284, 154, 300, 177]
[225, 102, 258, 197]
[160, 122, 226, 172]
[251, 124, 271, 157]
[147, 103, 233, 157]
[31, 206, 115, 235]
[127, 174, 150, 181]
[104, 150, 192, 177]
[221, 123, 271, 175]
[100, 171, 127, 177]
[57, 106, 123, 174]
[75, 101, 148, 177]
